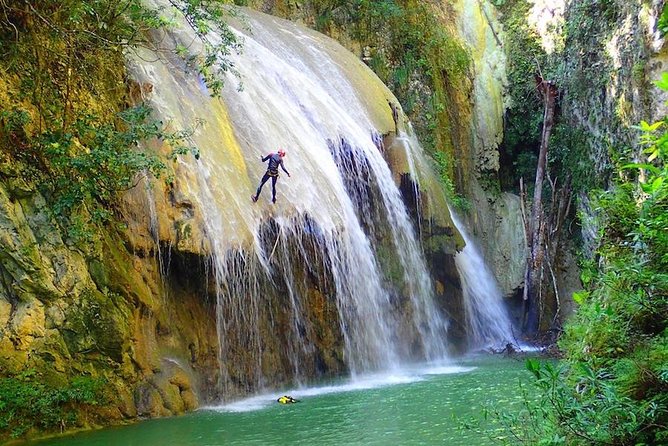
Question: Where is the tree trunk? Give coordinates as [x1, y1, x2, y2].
[545, 175, 572, 329]
[524, 76, 558, 335]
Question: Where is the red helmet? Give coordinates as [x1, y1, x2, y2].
[278, 149, 286, 157]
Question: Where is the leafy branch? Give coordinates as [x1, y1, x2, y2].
[0, 0, 244, 246]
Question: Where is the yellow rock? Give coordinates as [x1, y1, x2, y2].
[11, 298, 46, 349]
[169, 369, 192, 391]
[181, 389, 198, 411]
[0, 298, 10, 327]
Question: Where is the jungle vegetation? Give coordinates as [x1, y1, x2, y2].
[488, 0, 668, 443]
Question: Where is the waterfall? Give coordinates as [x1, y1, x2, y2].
[389, 130, 514, 350]
[129, 5, 453, 396]
[143, 178, 173, 300]
[451, 213, 514, 349]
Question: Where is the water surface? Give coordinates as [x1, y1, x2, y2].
[32, 356, 531, 446]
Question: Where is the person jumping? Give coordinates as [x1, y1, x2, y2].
[251, 149, 291, 204]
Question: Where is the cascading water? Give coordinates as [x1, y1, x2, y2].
[130, 4, 452, 397]
[143, 178, 173, 299]
[390, 131, 514, 350]
[451, 213, 514, 349]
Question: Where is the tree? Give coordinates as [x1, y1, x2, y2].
[521, 75, 558, 335]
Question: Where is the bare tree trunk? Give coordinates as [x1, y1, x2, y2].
[519, 178, 531, 327]
[545, 174, 572, 329]
[524, 76, 558, 335]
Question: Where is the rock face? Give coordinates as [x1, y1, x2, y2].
[558, 0, 667, 254]
[0, 176, 220, 424]
[450, 0, 527, 299]
[475, 192, 525, 297]
[0, 165, 351, 427]
[454, 0, 507, 175]
[1, 7, 468, 439]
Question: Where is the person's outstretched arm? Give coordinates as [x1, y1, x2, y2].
[280, 160, 290, 176]
[261, 153, 272, 162]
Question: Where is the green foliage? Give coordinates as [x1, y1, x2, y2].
[0, 1, 241, 102]
[497, 0, 614, 195]
[40, 108, 165, 212]
[522, 360, 655, 445]
[632, 60, 646, 83]
[432, 151, 470, 212]
[495, 0, 547, 192]
[0, 370, 106, 439]
[168, 0, 243, 95]
[502, 81, 668, 445]
[383, 1, 470, 161]
[0, 0, 238, 246]
[2, 104, 198, 246]
[562, 0, 618, 103]
[571, 290, 588, 305]
[549, 125, 603, 192]
[657, 3, 668, 36]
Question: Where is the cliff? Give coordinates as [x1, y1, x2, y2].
[491, 0, 668, 331]
[242, 0, 527, 304]
[0, 5, 468, 440]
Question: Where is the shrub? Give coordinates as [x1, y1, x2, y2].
[502, 77, 668, 445]
[0, 371, 106, 439]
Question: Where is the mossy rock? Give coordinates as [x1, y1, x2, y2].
[61, 289, 131, 363]
[87, 258, 110, 290]
[134, 381, 169, 418]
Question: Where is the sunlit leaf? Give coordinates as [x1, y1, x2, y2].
[654, 72, 668, 91]
[573, 290, 590, 305]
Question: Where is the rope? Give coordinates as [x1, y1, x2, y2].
[268, 225, 283, 262]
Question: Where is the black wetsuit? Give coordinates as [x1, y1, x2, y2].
[254, 153, 290, 203]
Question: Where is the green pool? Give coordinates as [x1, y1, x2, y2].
[31, 356, 532, 446]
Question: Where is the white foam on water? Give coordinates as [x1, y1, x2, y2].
[205, 364, 476, 413]
[419, 365, 476, 375]
[515, 343, 544, 353]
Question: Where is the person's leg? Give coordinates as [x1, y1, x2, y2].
[271, 176, 277, 203]
[254, 173, 270, 200]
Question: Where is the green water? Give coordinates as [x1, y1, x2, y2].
[31, 357, 531, 446]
